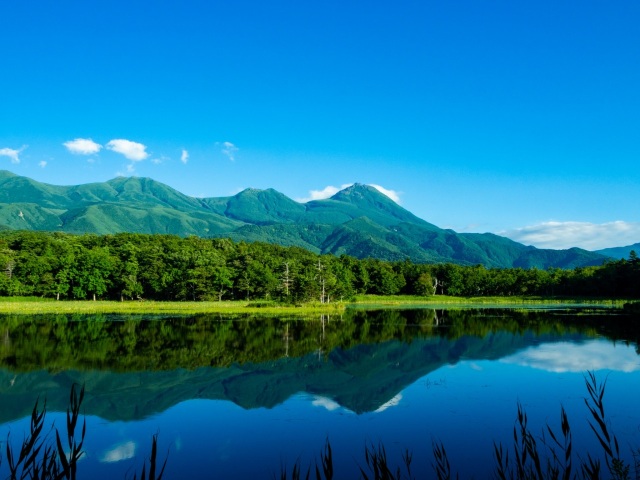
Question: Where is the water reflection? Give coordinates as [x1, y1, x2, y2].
[0, 308, 638, 478]
[100, 441, 137, 463]
[502, 339, 640, 372]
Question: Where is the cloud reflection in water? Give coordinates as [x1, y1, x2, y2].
[501, 340, 640, 373]
[100, 441, 137, 463]
[374, 394, 402, 413]
[312, 396, 342, 411]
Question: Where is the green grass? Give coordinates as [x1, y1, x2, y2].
[0, 294, 630, 315]
[350, 294, 629, 308]
[0, 296, 57, 303]
[0, 298, 347, 315]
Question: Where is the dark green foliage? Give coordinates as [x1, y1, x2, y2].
[0, 230, 637, 302]
[0, 171, 608, 268]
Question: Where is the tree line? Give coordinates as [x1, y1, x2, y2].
[0, 231, 638, 301]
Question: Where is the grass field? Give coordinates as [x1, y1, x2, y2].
[0, 298, 348, 315]
[0, 295, 630, 315]
[350, 294, 629, 308]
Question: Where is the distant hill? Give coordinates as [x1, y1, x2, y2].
[0, 170, 608, 268]
[596, 243, 640, 259]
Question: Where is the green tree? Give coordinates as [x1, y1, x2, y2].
[72, 246, 114, 300]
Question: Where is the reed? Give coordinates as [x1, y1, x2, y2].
[1, 384, 85, 480]
[2, 374, 638, 479]
[0, 384, 167, 480]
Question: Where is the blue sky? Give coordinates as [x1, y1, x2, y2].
[1, 1, 639, 250]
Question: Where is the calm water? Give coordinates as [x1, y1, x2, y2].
[0, 307, 639, 478]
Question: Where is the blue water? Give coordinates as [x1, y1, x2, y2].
[3, 339, 637, 479]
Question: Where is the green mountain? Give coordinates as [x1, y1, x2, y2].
[0, 170, 608, 268]
[596, 243, 640, 259]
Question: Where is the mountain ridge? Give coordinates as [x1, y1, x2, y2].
[595, 242, 640, 259]
[0, 170, 609, 268]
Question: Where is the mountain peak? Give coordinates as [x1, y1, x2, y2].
[237, 187, 263, 195]
[330, 183, 399, 208]
[226, 186, 305, 224]
[336, 183, 375, 194]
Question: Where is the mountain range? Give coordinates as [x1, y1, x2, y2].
[0, 170, 611, 268]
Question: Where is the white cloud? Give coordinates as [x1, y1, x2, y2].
[220, 141, 238, 162]
[296, 183, 401, 204]
[126, 164, 135, 173]
[100, 441, 137, 463]
[106, 139, 149, 161]
[63, 138, 102, 155]
[181, 149, 189, 164]
[39, 161, 47, 168]
[0, 146, 27, 164]
[369, 184, 402, 204]
[296, 183, 354, 203]
[501, 221, 640, 250]
[501, 340, 640, 373]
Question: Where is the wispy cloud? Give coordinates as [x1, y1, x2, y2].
[181, 149, 189, 164]
[150, 155, 169, 165]
[501, 221, 640, 250]
[39, 161, 47, 168]
[63, 138, 102, 155]
[369, 184, 402, 204]
[106, 139, 149, 161]
[0, 146, 27, 164]
[220, 141, 238, 162]
[100, 441, 137, 463]
[126, 164, 135, 173]
[296, 184, 353, 202]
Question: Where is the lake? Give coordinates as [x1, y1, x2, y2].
[0, 307, 639, 478]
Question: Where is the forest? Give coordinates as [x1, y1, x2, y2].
[0, 230, 639, 302]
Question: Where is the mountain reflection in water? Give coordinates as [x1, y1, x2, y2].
[0, 307, 638, 479]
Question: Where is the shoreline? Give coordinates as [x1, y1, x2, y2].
[0, 295, 631, 315]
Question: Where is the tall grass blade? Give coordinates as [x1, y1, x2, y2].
[55, 429, 71, 478]
[318, 438, 333, 480]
